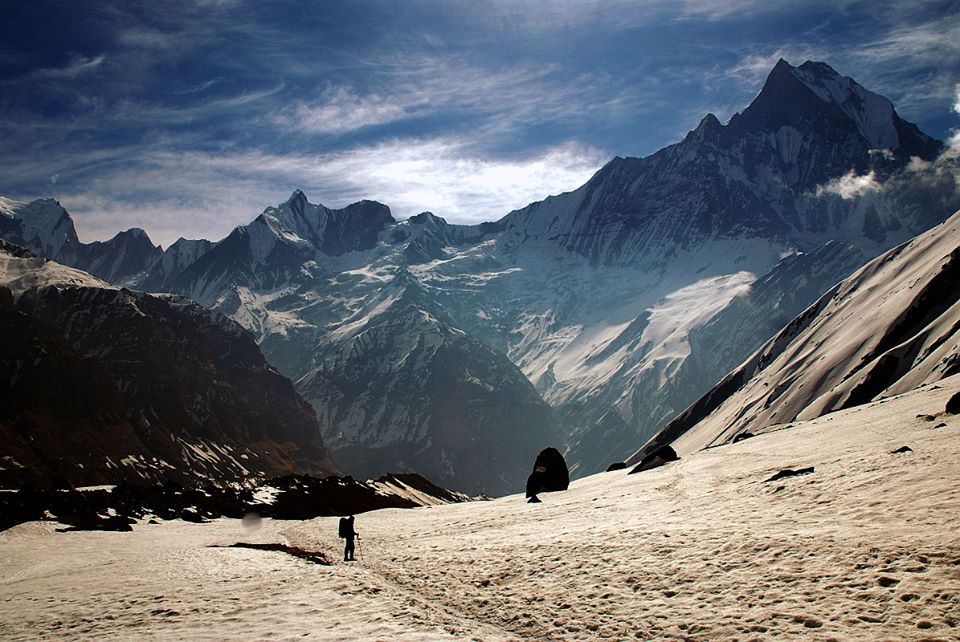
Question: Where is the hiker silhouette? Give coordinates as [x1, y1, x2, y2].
[338, 515, 357, 562]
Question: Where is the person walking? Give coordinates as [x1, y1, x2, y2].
[338, 515, 358, 562]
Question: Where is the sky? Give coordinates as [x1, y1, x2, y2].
[2, 0, 959, 246]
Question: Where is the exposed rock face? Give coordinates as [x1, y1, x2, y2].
[0, 247, 336, 489]
[525, 447, 570, 497]
[72, 228, 163, 283]
[132, 237, 214, 292]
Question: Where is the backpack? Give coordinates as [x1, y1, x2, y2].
[338, 517, 350, 538]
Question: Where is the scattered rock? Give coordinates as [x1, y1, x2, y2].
[947, 391, 960, 414]
[877, 576, 900, 587]
[934, 422, 947, 429]
[765, 467, 815, 483]
[917, 414, 937, 422]
[1, 472, 471, 532]
[629, 445, 680, 474]
[732, 432, 754, 443]
[890, 446, 913, 454]
[525, 448, 569, 498]
[605, 462, 627, 472]
[916, 620, 933, 629]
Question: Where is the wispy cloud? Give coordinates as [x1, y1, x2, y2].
[27, 53, 107, 79]
[45, 137, 607, 245]
[275, 86, 415, 135]
[842, 14, 960, 116]
[815, 170, 883, 199]
[724, 47, 826, 87]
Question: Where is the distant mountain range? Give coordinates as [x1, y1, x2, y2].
[3, 59, 958, 493]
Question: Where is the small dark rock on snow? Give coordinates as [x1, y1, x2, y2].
[890, 446, 913, 454]
[605, 462, 627, 472]
[765, 467, 815, 483]
[629, 445, 679, 474]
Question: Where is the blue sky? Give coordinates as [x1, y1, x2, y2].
[2, 0, 958, 245]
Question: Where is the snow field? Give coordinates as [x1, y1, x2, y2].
[2, 375, 959, 640]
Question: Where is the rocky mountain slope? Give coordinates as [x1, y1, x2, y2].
[0, 471, 473, 532]
[0, 244, 336, 489]
[629, 208, 960, 462]
[4, 59, 958, 488]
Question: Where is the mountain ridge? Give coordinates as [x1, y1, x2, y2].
[3, 58, 958, 490]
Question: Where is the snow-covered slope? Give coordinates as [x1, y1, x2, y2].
[630, 208, 960, 461]
[0, 242, 111, 296]
[3, 375, 958, 640]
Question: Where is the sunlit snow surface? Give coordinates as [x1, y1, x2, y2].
[3, 376, 959, 640]
[0, 253, 111, 297]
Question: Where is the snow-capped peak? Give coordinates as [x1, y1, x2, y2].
[787, 59, 899, 149]
[0, 197, 79, 258]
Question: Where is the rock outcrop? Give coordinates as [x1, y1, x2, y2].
[526, 447, 570, 497]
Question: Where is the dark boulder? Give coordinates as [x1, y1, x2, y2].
[629, 445, 679, 474]
[605, 462, 627, 472]
[890, 445, 913, 454]
[525, 447, 569, 498]
[527, 495, 542, 503]
[946, 391, 960, 415]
